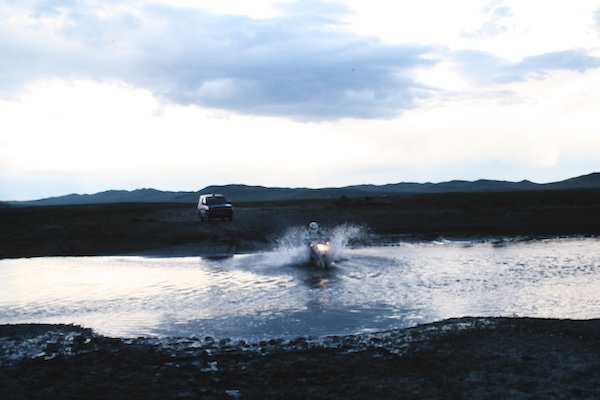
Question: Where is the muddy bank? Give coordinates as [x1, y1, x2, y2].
[2, 189, 600, 258]
[1, 317, 598, 399]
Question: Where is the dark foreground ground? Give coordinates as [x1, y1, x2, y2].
[1, 318, 599, 399]
[2, 188, 600, 258]
[1, 189, 600, 398]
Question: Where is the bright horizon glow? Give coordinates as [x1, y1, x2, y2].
[1, 1, 600, 200]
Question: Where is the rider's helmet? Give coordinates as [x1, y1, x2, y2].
[309, 221, 319, 231]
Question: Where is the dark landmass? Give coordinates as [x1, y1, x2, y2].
[1, 317, 599, 399]
[2, 188, 600, 259]
[6, 172, 600, 206]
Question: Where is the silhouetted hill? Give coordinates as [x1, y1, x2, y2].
[345, 178, 539, 194]
[8, 173, 600, 206]
[545, 172, 600, 190]
[15, 189, 184, 206]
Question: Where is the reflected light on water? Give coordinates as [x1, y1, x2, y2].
[1, 237, 599, 339]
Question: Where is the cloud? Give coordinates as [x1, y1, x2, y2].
[509, 50, 600, 80]
[452, 48, 600, 85]
[463, 0, 514, 39]
[0, 0, 437, 121]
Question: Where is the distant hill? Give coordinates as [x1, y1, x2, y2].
[11, 189, 189, 206]
[9, 172, 600, 206]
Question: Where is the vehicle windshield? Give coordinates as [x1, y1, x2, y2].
[207, 197, 227, 205]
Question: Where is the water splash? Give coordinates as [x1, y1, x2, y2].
[328, 224, 365, 260]
[270, 226, 310, 265]
[272, 224, 367, 264]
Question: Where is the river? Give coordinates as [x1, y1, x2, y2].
[1, 235, 598, 340]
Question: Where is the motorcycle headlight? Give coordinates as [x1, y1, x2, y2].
[316, 243, 328, 252]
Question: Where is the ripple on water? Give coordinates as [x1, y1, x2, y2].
[1, 237, 599, 339]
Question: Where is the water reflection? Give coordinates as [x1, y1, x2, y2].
[0, 237, 599, 339]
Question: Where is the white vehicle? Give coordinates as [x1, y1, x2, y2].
[197, 194, 233, 221]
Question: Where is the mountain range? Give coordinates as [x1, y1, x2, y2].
[6, 172, 600, 206]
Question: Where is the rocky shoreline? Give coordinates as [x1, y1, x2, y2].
[1, 317, 599, 399]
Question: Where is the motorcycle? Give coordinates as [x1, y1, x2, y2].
[308, 239, 332, 268]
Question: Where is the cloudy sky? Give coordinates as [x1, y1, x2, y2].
[2, 0, 600, 200]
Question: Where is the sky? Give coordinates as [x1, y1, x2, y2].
[2, 0, 600, 200]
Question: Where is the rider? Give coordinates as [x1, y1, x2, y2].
[304, 221, 327, 244]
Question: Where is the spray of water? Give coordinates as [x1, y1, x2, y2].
[328, 224, 365, 260]
[269, 226, 310, 265]
[271, 224, 367, 265]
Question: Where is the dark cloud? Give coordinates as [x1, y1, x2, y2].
[132, 3, 438, 120]
[0, 1, 436, 121]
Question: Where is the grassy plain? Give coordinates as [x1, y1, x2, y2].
[2, 188, 600, 258]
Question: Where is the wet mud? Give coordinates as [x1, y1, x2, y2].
[1, 317, 599, 399]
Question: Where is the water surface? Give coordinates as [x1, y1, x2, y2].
[1, 237, 598, 340]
